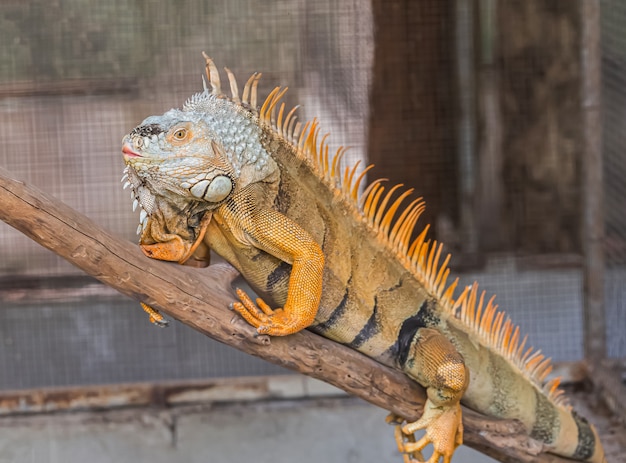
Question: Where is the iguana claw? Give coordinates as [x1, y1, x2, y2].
[140, 302, 170, 327]
[388, 400, 463, 463]
[232, 287, 300, 336]
[389, 415, 426, 463]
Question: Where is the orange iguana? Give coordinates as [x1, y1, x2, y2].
[120, 54, 606, 463]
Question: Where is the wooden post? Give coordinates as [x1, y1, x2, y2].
[0, 166, 578, 462]
[580, 0, 606, 361]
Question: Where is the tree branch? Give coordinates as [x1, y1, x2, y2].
[0, 166, 570, 462]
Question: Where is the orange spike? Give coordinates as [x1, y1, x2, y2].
[508, 326, 521, 358]
[467, 284, 478, 327]
[501, 320, 513, 351]
[276, 102, 285, 134]
[318, 133, 331, 166]
[442, 277, 459, 305]
[330, 146, 346, 180]
[452, 282, 469, 312]
[360, 179, 381, 213]
[537, 361, 553, 381]
[363, 182, 384, 218]
[390, 198, 422, 243]
[424, 241, 439, 283]
[366, 184, 386, 222]
[435, 268, 450, 296]
[260, 87, 281, 120]
[344, 160, 362, 194]
[474, 289, 486, 329]
[480, 295, 497, 335]
[292, 121, 303, 144]
[408, 225, 430, 262]
[286, 114, 299, 141]
[396, 204, 426, 251]
[315, 136, 325, 173]
[524, 349, 542, 366]
[373, 184, 403, 229]
[548, 377, 562, 396]
[433, 254, 451, 294]
[416, 241, 431, 277]
[478, 297, 492, 335]
[351, 165, 375, 201]
[304, 122, 320, 153]
[526, 353, 544, 371]
[297, 121, 311, 149]
[242, 72, 257, 105]
[223, 67, 240, 104]
[380, 189, 413, 235]
[283, 105, 300, 138]
[321, 144, 331, 179]
[267, 87, 288, 123]
[515, 334, 529, 361]
[431, 244, 444, 286]
[251, 73, 262, 109]
[492, 311, 505, 346]
[202, 52, 221, 95]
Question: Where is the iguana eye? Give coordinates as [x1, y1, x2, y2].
[173, 128, 187, 140]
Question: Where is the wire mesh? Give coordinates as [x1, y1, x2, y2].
[601, 0, 626, 357]
[0, 0, 374, 390]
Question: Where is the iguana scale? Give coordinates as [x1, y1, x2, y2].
[120, 54, 606, 463]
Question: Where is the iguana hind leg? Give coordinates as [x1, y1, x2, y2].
[398, 327, 468, 463]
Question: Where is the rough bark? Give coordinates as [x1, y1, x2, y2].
[0, 166, 573, 462]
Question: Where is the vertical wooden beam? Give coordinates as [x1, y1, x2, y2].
[455, 0, 479, 258]
[476, 0, 504, 253]
[498, 1, 583, 255]
[580, 0, 606, 361]
[368, 0, 456, 232]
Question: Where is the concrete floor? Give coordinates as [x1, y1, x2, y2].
[0, 397, 494, 463]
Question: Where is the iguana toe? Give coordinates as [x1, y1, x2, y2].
[140, 302, 170, 328]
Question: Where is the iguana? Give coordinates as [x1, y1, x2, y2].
[120, 54, 606, 463]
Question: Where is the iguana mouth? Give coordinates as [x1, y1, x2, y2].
[122, 143, 142, 159]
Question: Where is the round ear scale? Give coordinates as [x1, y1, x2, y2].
[189, 175, 233, 203]
[204, 175, 233, 202]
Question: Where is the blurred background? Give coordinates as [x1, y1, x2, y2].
[0, 1, 624, 462]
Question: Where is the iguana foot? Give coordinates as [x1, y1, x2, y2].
[391, 401, 463, 463]
[231, 288, 301, 336]
[140, 302, 169, 327]
[387, 414, 425, 463]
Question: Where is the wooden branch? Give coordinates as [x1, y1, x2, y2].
[0, 166, 571, 463]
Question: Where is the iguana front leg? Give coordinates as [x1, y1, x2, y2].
[226, 207, 325, 336]
[396, 328, 468, 463]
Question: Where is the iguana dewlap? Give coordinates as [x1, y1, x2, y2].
[121, 54, 606, 463]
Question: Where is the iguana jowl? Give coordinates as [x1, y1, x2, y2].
[121, 54, 606, 463]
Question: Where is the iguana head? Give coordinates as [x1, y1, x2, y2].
[121, 87, 280, 241]
[122, 108, 237, 206]
[122, 90, 278, 208]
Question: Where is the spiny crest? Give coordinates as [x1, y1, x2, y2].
[452, 283, 569, 407]
[199, 53, 568, 408]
